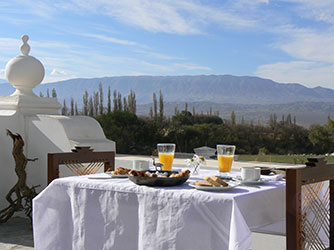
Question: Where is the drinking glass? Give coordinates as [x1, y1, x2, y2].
[157, 143, 175, 171]
[217, 145, 236, 176]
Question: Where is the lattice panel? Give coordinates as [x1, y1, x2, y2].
[59, 161, 105, 177]
[301, 181, 329, 250]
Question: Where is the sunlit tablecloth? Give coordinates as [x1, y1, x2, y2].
[33, 169, 285, 250]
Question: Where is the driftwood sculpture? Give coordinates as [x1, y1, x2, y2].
[0, 129, 39, 224]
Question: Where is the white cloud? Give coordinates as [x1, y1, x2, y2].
[273, 28, 334, 63]
[255, 25, 334, 87]
[69, 0, 256, 34]
[50, 69, 67, 76]
[0, 68, 4, 78]
[134, 49, 184, 60]
[255, 61, 334, 89]
[44, 74, 77, 84]
[281, 0, 334, 24]
[79, 33, 137, 46]
[0, 38, 20, 51]
[173, 63, 212, 71]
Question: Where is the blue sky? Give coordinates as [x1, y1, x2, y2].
[1, 0, 334, 89]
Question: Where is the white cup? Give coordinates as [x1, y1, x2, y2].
[241, 167, 261, 181]
[133, 160, 149, 171]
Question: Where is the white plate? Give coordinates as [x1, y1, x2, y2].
[239, 178, 268, 185]
[104, 171, 129, 178]
[189, 181, 240, 191]
[88, 174, 113, 179]
[88, 173, 129, 179]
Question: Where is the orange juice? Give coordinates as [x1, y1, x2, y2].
[218, 155, 233, 172]
[159, 153, 174, 171]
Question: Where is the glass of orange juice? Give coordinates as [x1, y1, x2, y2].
[217, 145, 236, 176]
[157, 143, 175, 171]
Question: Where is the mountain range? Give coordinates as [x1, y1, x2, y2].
[1, 75, 334, 104]
[0, 75, 333, 126]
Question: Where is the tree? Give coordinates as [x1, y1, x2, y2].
[172, 111, 193, 126]
[149, 106, 153, 119]
[273, 113, 277, 124]
[241, 116, 245, 124]
[174, 106, 179, 114]
[70, 97, 74, 116]
[52, 88, 57, 98]
[96, 111, 140, 154]
[286, 114, 292, 125]
[153, 92, 157, 120]
[159, 90, 164, 120]
[88, 96, 94, 117]
[62, 99, 68, 115]
[309, 125, 333, 154]
[107, 86, 111, 113]
[93, 92, 99, 116]
[192, 114, 223, 124]
[113, 90, 118, 111]
[117, 92, 123, 111]
[99, 82, 104, 115]
[128, 89, 136, 114]
[269, 113, 274, 127]
[231, 110, 236, 125]
[83, 90, 89, 116]
[123, 97, 128, 111]
[185, 102, 188, 112]
[75, 102, 79, 115]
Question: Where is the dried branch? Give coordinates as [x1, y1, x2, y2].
[0, 129, 39, 225]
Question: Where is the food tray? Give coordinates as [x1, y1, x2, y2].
[128, 170, 189, 187]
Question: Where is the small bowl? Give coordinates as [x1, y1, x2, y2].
[260, 167, 272, 175]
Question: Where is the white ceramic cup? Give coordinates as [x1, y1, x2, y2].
[241, 167, 261, 181]
[133, 160, 150, 171]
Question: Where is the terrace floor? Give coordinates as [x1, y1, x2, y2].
[0, 155, 295, 250]
[0, 216, 33, 250]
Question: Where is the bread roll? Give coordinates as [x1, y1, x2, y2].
[203, 176, 221, 187]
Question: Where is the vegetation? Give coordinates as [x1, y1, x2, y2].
[238, 154, 334, 164]
[41, 86, 334, 157]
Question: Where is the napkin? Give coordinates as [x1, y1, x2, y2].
[261, 174, 283, 181]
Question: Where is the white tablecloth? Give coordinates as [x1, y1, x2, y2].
[33, 170, 285, 250]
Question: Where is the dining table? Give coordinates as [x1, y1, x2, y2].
[33, 169, 285, 250]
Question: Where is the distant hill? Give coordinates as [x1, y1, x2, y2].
[0, 75, 333, 104]
[0, 75, 333, 126]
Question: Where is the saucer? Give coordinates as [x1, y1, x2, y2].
[237, 177, 268, 185]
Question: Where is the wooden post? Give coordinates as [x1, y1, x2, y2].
[286, 169, 302, 250]
[331, 179, 334, 248]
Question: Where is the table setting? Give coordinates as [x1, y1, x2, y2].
[33, 143, 286, 250]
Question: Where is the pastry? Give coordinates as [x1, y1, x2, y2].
[211, 176, 228, 187]
[194, 181, 213, 187]
[203, 176, 221, 187]
[112, 167, 131, 175]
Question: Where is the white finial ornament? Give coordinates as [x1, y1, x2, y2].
[5, 34, 45, 96]
[20, 35, 30, 56]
